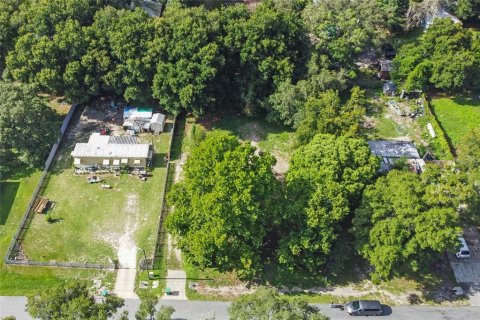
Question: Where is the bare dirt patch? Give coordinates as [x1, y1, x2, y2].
[96, 194, 139, 268]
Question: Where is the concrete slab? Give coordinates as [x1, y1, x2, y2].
[114, 268, 139, 300]
[162, 269, 187, 300]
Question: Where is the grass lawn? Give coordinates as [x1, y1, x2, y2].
[0, 173, 115, 295]
[21, 129, 172, 265]
[430, 96, 480, 147]
[212, 114, 295, 158]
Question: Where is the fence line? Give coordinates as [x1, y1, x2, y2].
[2, 104, 118, 270]
[151, 116, 177, 268]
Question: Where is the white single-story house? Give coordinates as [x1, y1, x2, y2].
[71, 133, 152, 169]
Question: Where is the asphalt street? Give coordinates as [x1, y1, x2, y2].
[1, 296, 479, 320]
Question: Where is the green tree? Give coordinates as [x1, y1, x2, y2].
[241, 0, 308, 112]
[458, 128, 480, 173]
[156, 306, 175, 320]
[351, 169, 466, 281]
[0, 0, 25, 70]
[135, 292, 158, 320]
[26, 282, 124, 320]
[0, 82, 59, 176]
[393, 19, 480, 91]
[303, 0, 392, 70]
[150, 6, 224, 116]
[166, 131, 280, 277]
[229, 287, 328, 320]
[279, 134, 378, 272]
[453, 0, 480, 20]
[295, 87, 366, 145]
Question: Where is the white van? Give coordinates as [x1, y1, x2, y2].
[456, 236, 471, 258]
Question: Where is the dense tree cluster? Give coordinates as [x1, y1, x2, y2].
[0, 81, 60, 177]
[393, 19, 480, 91]
[167, 132, 379, 276]
[166, 131, 281, 277]
[1, 0, 401, 119]
[229, 287, 328, 320]
[352, 167, 478, 281]
[279, 134, 379, 273]
[26, 282, 124, 320]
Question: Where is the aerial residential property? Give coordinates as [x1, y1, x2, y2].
[0, 0, 479, 319]
[71, 133, 153, 169]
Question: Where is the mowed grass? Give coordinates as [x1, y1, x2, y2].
[212, 114, 295, 161]
[21, 131, 171, 264]
[431, 96, 480, 147]
[0, 173, 115, 295]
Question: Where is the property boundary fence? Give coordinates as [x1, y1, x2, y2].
[151, 116, 177, 269]
[423, 94, 455, 160]
[4, 104, 115, 270]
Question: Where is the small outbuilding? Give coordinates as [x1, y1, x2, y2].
[149, 113, 166, 134]
[378, 60, 393, 80]
[383, 81, 397, 96]
[368, 140, 425, 173]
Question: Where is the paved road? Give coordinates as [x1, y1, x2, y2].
[2, 296, 480, 320]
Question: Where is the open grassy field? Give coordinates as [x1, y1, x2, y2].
[430, 96, 480, 147]
[0, 173, 115, 295]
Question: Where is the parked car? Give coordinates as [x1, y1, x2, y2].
[345, 300, 383, 316]
[456, 236, 471, 258]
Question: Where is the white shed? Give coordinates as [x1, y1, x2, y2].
[150, 113, 166, 134]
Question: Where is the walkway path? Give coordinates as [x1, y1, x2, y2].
[160, 154, 189, 301]
[162, 269, 187, 300]
[113, 268, 139, 300]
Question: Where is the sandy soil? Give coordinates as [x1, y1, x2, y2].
[96, 193, 139, 268]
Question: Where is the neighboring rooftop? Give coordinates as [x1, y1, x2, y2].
[368, 140, 420, 159]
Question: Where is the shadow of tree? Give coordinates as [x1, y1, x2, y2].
[0, 181, 20, 225]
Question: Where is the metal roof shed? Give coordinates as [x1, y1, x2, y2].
[150, 113, 165, 134]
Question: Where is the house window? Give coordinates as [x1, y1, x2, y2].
[74, 158, 81, 165]
[134, 159, 141, 165]
[103, 159, 110, 165]
[113, 159, 120, 166]
[121, 158, 128, 164]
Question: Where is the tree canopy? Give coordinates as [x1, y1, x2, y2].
[351, 168, 476, 281]
[229, 287, 328, 320]
[393, 19, 480, 92]
[0, 81, 59, 177]
[26, 282, 124, 320]
[278, 134, 378, 273]
[166, 130, 280, 277]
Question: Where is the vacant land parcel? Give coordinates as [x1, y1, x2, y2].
[430, 96, 480, 147]
[21, 103, 171, 267]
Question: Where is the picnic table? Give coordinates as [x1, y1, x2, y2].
[34, 196, 49, 213]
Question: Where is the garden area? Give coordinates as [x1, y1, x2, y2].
[19, 102, 172, 267]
